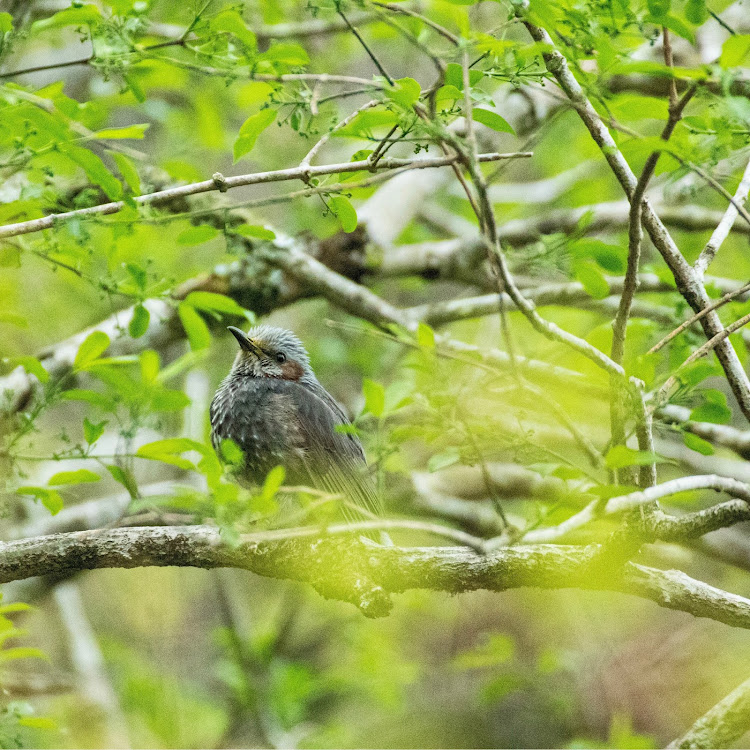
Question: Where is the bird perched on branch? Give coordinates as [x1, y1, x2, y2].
[210, 324, 381, 520]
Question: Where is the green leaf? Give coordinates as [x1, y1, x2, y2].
[32, 5, 101, 33]
[471, 108, 515, 135]
[646, 14, 695, 44]
[220, 438, 244, 465]
[435, 85, 464, 105]
[61, 145, 122, 200]
[109, 151, 141, 196]
[572, 259, 610, 300]
[0, 12, 13, 33]
[13, 356, 49, 383]
[18, 718, 57, 730]
[336, 109, 399, 138]
[417, 322, 436, 349]
[428, 448, 461, 472]
[16, 487, 64, 515]
[683, 432, 715, 455]
[0, 647, 47, 662]
[83, 417, 106, 444]
[233, 109, 276, 162]
[94, 124, 149, 140]
[232, 224, 276, 240]
[177, 225, 219, 245]
[74, 331, 110, 369]
[678, 359, 721, 387]
[140, 349, 160, 384]
[150, 388, 191, 412]
[211, 9, 257, 50]
[605, 446, 668, 469]
[258, 42, 309, 66]
[48, 469, 101, 485]
[720, 35, 750, 68]
[183, 291, 247, 317]
[385, 77, 421, 109]
[260, 465, 286, 500]
[129, 304, 150, 339]
[60, 389, 115, 410]
[136, 438, 208, 470]
[106, 465, 139, 499]
[178, 302, 212, 350]
[445, 63, 483, 90]
[685, 0, 708, 24]
[646, 0, 671, 18]
[691, 390, 732, 424]
[570, 239, 627, 274]
[362, 378, 385, 418]
[329, 195, 358, 233]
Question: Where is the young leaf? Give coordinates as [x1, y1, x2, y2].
[106, 465, 139, 499]
[183, 291, 247, 317]
[720, 35, 750, 69]
[232, 224, 276, 240]
[233, 109, 276, 162]
[428, 449, 461, 473]
[61, 145, 123, 200]
[83, 417, 106, 444]
[177, 225, 219, 245]
[605, 446, 668, 469]
[48, 469, 101, 485]
[362, 378, 385, 418]
[32, 4, 101, 33]
[683, 432, 715, 455]
[386, 77, 421, 109]
[129, 304, 150, 339]
[471, 108, 516, 135]
[417, 322, 436, 349]
[211, 9, 257, 50]
[329, 196, 358, 233]
[178, 302, 212, 350]
[16, 487, 64, 515]
[110, 151, 142, 196]
[13, 356, 49, 383]
[74, 331, 110, 369]
[94, 124, 149, 140]
[572, 259, 610, 300]
[260, 465, 286, 500]
[691, 390, 732, 424]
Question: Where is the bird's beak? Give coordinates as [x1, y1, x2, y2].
[227, 326, 262, 356]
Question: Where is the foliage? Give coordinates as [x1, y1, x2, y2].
[1, 0, 750, 747]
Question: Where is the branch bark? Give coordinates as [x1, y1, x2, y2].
[4, 525, 750, 627]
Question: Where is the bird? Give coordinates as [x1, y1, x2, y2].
[209, 324, 381, 521]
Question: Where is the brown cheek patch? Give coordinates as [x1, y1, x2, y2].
[281, 360, 304, 381]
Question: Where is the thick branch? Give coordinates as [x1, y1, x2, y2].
[669, 674, 750, 748]
[4, 525, 750, 627]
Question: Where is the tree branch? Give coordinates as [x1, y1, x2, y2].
[0, 151, 529, 240]
[669, 673, 750, 748]
[4, 525, 750, 627]
[520, 14, 750, 423]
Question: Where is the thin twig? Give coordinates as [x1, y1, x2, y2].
[695, 156, 750, 276]
[0, 151, 530, 239]
[648, 280, 750, 354]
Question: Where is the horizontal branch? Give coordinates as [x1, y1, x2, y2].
[0, 152, 529, 240]
[4, 524, 750, 626]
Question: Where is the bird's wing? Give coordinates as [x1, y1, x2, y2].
[283, 381, 383, 519]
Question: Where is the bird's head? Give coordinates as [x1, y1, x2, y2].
[227, 324, 315, 383]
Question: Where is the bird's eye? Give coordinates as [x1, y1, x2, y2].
[275, 352, 286, 364]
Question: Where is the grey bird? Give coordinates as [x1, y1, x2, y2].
[210, 324, 381, 520]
